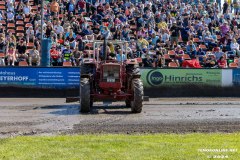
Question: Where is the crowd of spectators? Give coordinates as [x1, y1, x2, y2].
[0, 0, 239, 68]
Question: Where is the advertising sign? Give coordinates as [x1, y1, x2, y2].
[0, 67, 80, 89]
[141, 69, 222, 88]
[232, 69, 240, 86]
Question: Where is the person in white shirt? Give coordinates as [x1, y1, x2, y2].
[54, 21, 64, 34]
[26, 26, 35, 43]
[230, 38, 240, 56]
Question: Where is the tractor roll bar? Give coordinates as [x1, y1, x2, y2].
[90, 40, 128, 64]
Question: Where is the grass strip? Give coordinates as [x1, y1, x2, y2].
[0, 133, 239, 160]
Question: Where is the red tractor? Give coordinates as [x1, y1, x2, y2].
[80, 39, 144, 113]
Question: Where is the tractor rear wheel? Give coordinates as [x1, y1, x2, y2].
[125, 99, 131, 108]
[80, 78, 91, 113]
[131, 78, 143, 113]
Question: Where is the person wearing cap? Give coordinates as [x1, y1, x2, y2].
[29, 46, 40, 66]
[204, 52, 217, 68]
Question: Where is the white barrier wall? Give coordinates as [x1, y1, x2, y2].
[222, 69, 233, 87]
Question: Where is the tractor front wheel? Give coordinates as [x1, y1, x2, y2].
[80, 78, 91, 113]
[131, 78, 143, 113]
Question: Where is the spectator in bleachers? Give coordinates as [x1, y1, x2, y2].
[0, 37, 6, 53]
[62, 43, 73, 62]
[50, 0, 60, 17]
[0, 0, 238, 68]
[220, 21, 230, 36]
[28, 46, 40, 66]
[16, 40, 27, 61]
[186, 40, 197, 58]
[7, 11, 14, 22]
[66, 0, 76, 14]
[0, 24, 4, 34]
[204, 31, 218, 49]
[230, 38, 240, 56]
[77, 0, 86, 14]
[7, 2, 14, 13]
[54, 20, 64, 35]
[170, 21, 181, 49]
[150, 33, 159, 47]
[73, 50, 82, 66]
[23, 2, 31, 18]
[6, 45, 16, 66]
[26, 26, 35, 43]
[204, 52, 217, 68]
[213, 47, 225, 61]
[45, 22, 53, 38]
[66, 32, 76, 50]
[50, 44, 61, 66]
[7, 35, 16, 48]
[217, 55, 228, 68]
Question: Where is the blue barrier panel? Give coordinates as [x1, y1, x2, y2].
[0, 67, 80, 89]
[41, 38, 52, 67]
[232, 69, 240, 86]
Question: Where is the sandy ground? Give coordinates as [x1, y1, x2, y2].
[0, 98, 239, 137]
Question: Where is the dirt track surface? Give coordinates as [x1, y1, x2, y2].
[0, 98, 239, 137]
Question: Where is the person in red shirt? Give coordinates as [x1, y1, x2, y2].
[50, 45, 61, 66]
[77, 0, 86, 14]
[217, 56, 227, 68]
[57, 33, 64, 45]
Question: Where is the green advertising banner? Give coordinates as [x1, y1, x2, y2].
[141, 69, 222, 88]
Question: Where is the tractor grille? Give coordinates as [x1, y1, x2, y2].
[103, 65, 120, 83]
